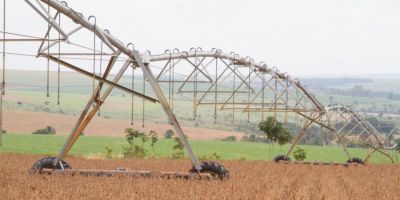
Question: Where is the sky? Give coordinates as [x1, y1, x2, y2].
[2, 0, 400, 77]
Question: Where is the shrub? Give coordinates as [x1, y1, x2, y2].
[149, 130, 159, 155]
[105, 146, 113, 159]
[222, 135, 236, 142]
[164, 129, 174, 139]
[199, 152, 221, 160]
[32, 126, 56, 135]
[293, 147, 306, 161]
[241, 135, 249, 142]
[123, 128, 148, 158]
[172, 135, 188, 159]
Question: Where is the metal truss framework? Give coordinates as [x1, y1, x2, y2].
[322, 104, 397, 162]
[149, 50, 325, 121]
[148, 50, 329, 157]
[21, 0, 203, 170]
[0, 0, 396, 169]
[140, 50, 398, 162]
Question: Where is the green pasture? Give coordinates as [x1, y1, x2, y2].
[0, 133, 398, 163]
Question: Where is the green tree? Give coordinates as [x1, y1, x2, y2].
[258, 116, 292, 146]
[293, 147, 307, 161]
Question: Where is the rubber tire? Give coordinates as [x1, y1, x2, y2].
[346, 157, 365, 164]
[274, 155, 291, 162]
[190, 161, 229, 180]
[31, 157, 71, 173]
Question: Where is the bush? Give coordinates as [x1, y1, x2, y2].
[164, 129, 174, 139]
[240, 135, 269, 143]
[293, 147, 306, 161]
[123, 128, 148, 158]
[32, 126, 56, 135]
[241, 135, 249, 142]
[222, 135, 236, 142]
[105, 146, 113, 159]
[149, 130, 159, 155]
[172, 135, 188, 159]
[199, 152, 221, 160]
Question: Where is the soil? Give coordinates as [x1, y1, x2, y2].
[2, 110, 243, 140]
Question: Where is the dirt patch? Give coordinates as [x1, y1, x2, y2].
[2, 110, 243, 140]
[0, 153, 399, 199]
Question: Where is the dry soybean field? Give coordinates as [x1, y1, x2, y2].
[0, 153, 399, 200]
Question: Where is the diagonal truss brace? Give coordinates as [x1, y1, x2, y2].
[25, 0, 68, 38]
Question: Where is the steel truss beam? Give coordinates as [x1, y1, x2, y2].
[25, 0, 202, 170]
[149, 51, 324, 114]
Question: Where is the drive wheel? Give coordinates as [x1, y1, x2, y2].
[31, 157, 71, 173]
[346, 157, 365, 164]
[274, 155, 291, 162]
[189, 161, 229, 180]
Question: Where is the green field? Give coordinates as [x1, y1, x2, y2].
[0, 133, 398, 164]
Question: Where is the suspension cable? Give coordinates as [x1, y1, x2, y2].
[131, 66, 135, 125]
[88, 16, 96, 106]
[247, 61, 251, 124]
[232, 55, 236, 123]
[46, 3, 50, 97]
[1, 0, 4, 94]
[171, 48, 179, 114]
[57, 9, 61, 105]
[127, 43, 134, 125]
[168, 52, 172, 107]
[142, 71, 145, 128]
[261, 72, 265, 121]
[214, 54, 218, 123]
[167, 50, 172, 124]
[97, 35, 104, 116]
[193, 49, 197, 120]
[0, 0, 5, 146]
[285, 74, 289, 125]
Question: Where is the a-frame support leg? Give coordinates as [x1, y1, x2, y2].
[53, 59, 131, 165]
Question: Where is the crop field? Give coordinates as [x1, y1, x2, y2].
[0, 153, 399, 199]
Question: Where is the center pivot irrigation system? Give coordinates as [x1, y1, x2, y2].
[0, 0, 397, 180]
